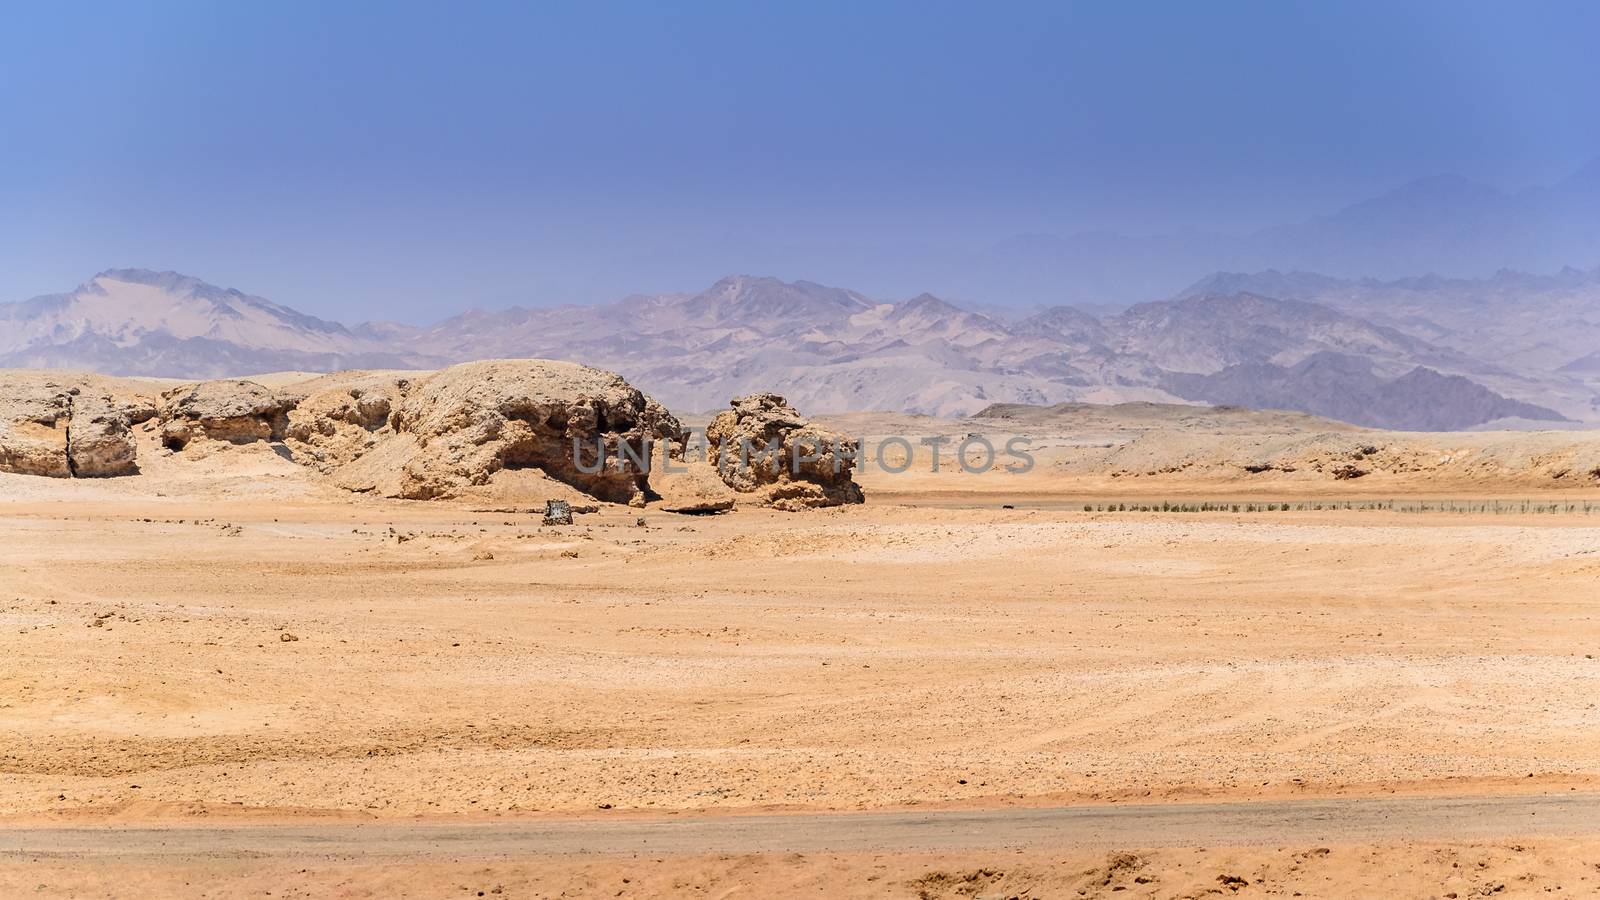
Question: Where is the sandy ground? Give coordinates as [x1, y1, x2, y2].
[3, 431, 1600, 896]
[8, 839, 1600, 898]
[6, 491, 1600, 817]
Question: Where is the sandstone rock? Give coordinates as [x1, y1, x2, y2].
[119, 396, 160, 425]
[647, 438, 737, 514]
[0, 375, 142, 478]
[282, 375, 412, 473]
[3, 365, 860, 512]
[704, 394, 864, 509]
[159, 380, 296, 448]
[0, 418, 70, 477]
[301, 360, 683, 505]
[0, 387, 70, 477]
[66, 395, 139, 477]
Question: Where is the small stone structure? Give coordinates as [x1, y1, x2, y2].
[542, 499, 574, 525]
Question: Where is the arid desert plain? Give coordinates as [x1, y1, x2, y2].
[4, 365, 1600, 898]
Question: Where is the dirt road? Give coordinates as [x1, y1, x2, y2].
[5, 792, 1598, 860]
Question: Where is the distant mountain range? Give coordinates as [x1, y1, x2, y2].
[1163, 353, 1563, 432]
[3, 267, 1594, 430]
[1175, 266, 1600, 420]
[0, 269, 420, 376]
[955, 158, 1600, 306]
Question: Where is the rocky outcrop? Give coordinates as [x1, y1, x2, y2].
[283, 374, 412, 473]
[276, 361, 685, 506]
[377, 360, 683, 504]
[285, 374, 866, 510]
[141, 361, 687, 505]
[0, 375, 147, 477]
[705, 394, 864, 510]
[158, 380, 297, 449]
[0, 394, 70, 477]
[3, 364, 868, 511]
[65, 394, 140, 476]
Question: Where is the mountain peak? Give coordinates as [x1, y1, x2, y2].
[887, 292, 996, 325]
[1013, 304, 1108, 343]
[706, 273, 781, 293]
[97, 267, 182, 281]
[95, 268, 219, 292]
[686, 275, 872, 326]
[901, 292, 957, 310]
[86, 269, 261, 312]
[0, 267, 405, 374]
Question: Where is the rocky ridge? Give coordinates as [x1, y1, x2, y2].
[0, 362, 865, 511]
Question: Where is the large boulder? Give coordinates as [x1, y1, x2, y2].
[0, 375, 144, 478]
[65, 395, 139, 477]
[158, 380, 296, 449]
[285, 360, 684, 506]
[387, 360, 682, 504]
[147, 362, 686, 506]
[0, 387, 71, 478]
[705, 394, 864, 510]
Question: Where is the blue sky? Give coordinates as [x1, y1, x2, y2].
[3, 1, 1598, 321]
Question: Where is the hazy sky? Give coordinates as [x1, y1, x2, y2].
[3, 1, 1598, 321]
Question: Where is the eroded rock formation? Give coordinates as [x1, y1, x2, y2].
[705, 393, 865, 510]
[0, 375, 147, 477]
[158, 380, 297, 449]
[3, 363, 867, 510]
[286, 360, 685, 505]
[0, 381, 72, 477]
[66, 394, 141, 477]
[282, 374, 411, 475]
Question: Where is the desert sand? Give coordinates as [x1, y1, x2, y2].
[8, 839, 1600, 899]
[3, 366, 1600, 897]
